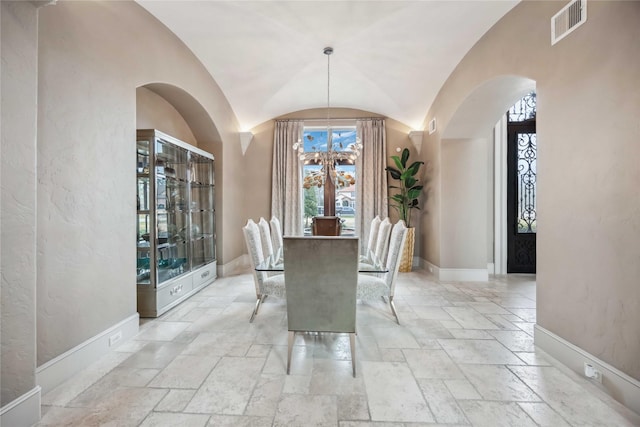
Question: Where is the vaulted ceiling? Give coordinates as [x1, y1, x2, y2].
[136, 1, 519, 131]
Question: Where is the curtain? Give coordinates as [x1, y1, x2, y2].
[271, 120, 304, 236]
[356, 118, 388, 250]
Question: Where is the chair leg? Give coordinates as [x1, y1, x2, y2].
[349, 332, 356, 377]
[287, 331, 295, 375]
[249, 295, 263, 323]
[389, 296, 400, 325]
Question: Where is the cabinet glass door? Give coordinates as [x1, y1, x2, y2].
[136, 139, 152, 285]
[190, 152, 216, 268]
[156, 139, 190, 285]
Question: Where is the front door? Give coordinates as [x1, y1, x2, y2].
[506, 93, 537, 273]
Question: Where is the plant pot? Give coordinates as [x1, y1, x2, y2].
[399, 227, 415, 272]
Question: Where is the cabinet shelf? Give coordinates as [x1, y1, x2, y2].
[136, 129, 217, 318]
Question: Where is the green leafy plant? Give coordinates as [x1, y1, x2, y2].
[386, 148, 424, 228]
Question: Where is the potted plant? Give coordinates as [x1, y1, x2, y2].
[386, 148, 424, 272]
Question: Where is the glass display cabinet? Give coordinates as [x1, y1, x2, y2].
[136, 129, 216, 317]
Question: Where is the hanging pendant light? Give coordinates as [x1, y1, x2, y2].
[293, 47, 362, 189]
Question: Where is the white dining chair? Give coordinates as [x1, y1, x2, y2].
[242, 219, 285, 322]
[357, 220, 408, 324]
[373, 217, 392, 265]
[258, 217, 274, 259]
[283, 236, 359, 377]
[361, 215, 382, 259]
[270, 215, 283, 254]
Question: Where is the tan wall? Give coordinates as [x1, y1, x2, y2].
[421, 1, 640, 379]
[136, 87, 197, 145]
[0, 0, 39, 406]
[36, 1, 240, 366]
[440, 138, 489, 269]
[244, 108, 416, 251]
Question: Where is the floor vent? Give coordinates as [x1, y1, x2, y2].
[552, 0, 587, 45]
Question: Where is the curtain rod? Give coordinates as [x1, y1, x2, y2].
[276, 117, 385, 123]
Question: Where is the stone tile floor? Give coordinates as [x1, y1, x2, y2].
[38, 270, 640, 426]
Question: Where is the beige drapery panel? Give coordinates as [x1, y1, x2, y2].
[271, 120, 304, 236]
[355, 118, 388, 249]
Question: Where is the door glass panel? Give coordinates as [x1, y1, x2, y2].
[516, 132, 537, 233]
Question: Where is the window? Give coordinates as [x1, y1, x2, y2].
[301, 126, 357, 235]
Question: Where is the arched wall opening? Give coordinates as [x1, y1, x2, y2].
[136, 82, 224, 273]
[438, 75, 535, 280]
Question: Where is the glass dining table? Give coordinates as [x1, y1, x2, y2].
[255, 248, 388, 274]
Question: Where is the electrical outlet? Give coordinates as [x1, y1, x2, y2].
[584, 362, 602, 383]
[109, 331, 122, 347]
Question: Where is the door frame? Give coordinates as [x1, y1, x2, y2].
[494, 115, 508, 275]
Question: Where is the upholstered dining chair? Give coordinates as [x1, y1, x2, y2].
[357, 220, 408, 324]
[242, 219, 285, 322]
[258, 217, 274, 259]
[373, 217, 392, 265]
[361, 216, 382, 259]
[269, 216, 283, 254]
[283, 236, 359, 377]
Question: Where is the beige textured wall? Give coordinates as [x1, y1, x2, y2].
[136, 87, 197, 145]
[36, 1, 239, 366]
[0, 0, 38, 406]
[421, 1, 640, 379]
[245, 108, 416, 251]
[440, 138, 489, 269]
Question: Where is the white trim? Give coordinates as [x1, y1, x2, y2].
[419, 259, 488, 282]
[36, 313, 139, 395]
[218, 254, 249, 277]
[487, 262, 495, 275]
[493, 115, 508, 275]
[420, 259, 439, 276]
[535, 325, 640, 415]
[0, 386, 41, 427]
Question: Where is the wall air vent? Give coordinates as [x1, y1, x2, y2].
[551, 0, 587, 45]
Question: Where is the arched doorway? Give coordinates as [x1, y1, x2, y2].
[506, 92, 537, 273]
[439, 75, 537, 278]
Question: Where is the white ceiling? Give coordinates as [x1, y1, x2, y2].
[137, 1, 519, 131]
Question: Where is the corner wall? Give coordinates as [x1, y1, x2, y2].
[421, 0, 640, 384]
[35, 0, 239, 376]
[1, 0, 39, 408]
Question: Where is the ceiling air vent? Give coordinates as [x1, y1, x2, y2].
[551, 0, 587, 45]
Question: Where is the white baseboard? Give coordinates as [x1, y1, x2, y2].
[421, 259, 440, 276]
[36, 313, 139, 395]
[0, 386, 41, 427]
[218, 254, 249, 277]
[419, 259, 488, 281]
[487, 262, 495, 275]
[535, 325, 640, 415]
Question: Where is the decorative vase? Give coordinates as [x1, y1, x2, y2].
[399, 227, 415, 272]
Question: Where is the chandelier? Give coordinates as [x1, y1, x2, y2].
[293, 47, 362, 189]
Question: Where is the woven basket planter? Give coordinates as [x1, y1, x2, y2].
[399, 227, 415, 272]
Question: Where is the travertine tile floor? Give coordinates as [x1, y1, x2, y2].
[38, 270, 640, 426]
